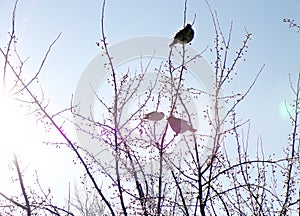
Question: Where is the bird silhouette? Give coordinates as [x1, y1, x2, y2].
[169, 23, 194, 47]
[167, 115, 196, 135]
[143, 111, 165, 122]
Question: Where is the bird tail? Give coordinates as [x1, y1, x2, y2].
[188, 128, 197, 133]
[169, 39, 177, 47]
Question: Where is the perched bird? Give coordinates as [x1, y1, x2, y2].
[143, 111, 165, 122]
[167, 115, 197, 135]
[169, 23, 195, 47]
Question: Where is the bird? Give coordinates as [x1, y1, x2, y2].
[143, 111, 165, 122]
[167, 115, 197, 135]
[169, 23, 195, 47]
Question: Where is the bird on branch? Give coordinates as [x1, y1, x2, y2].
[169, 23, 194, 47]
[167, 115, 197, 135]
[143, 111, 165, 122]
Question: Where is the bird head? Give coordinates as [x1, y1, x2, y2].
[185, 24, 192, 29]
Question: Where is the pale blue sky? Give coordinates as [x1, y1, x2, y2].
[0, 0, 300, 209]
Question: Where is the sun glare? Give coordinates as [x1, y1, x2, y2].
[0, 92, 44, 195]
[0, 93, 41, 163]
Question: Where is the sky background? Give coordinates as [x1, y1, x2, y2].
[0, 0, 300, 210]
